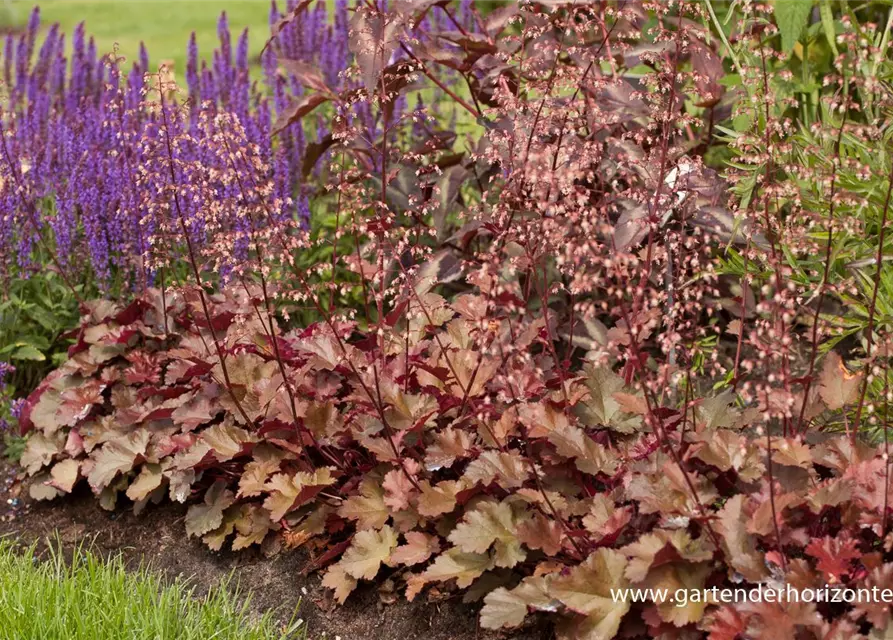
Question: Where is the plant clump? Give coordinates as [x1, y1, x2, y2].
[17, 281, 893, 639]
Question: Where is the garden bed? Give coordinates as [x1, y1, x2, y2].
[0, 456, 545, 640]
[5, 1, 893, 638]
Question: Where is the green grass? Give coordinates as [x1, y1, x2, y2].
[5, 0, 276, 74]
[0, 539, 306, 640]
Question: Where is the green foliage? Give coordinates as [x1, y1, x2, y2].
[289, 203, 369, 327]
[31, 1, 272, 75]
[774, 0, 814, 52]
[2, 433, 25, 463]
[0, 270, 81, 397]
[0, 540, 305, 640]
[715, 0, 893, 439]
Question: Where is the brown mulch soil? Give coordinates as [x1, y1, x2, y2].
[0, 456, 550, 640]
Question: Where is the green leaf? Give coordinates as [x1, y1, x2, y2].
[719, 74, 742, 88]
[775, 0, 814, 52]
[28, 306, 59, 333]
[31, 334, 51, 349]
[11, 345, 46, 362]
[819, 0, 838, 55]
[732, 113, 753, 133]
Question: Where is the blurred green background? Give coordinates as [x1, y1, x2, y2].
[0, 0, 275, 73]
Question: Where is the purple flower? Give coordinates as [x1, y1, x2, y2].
[186, 33, 200, 97]
[9, 398, 24, 420]
[0, 1, 362, 288]
[0, 362, 14, 392]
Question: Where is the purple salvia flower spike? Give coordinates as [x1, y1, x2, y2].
[187, 32, 200, 98]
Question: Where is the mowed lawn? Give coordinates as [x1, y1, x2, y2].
[3, 0, 277, 73]
[0, 541, 305, 639]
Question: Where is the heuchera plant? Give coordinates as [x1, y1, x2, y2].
[22, 280, 886, 639]
[11, 0, 893, 639]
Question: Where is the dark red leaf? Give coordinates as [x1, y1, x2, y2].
[273, 94, 330, 136]
[113, 298, 149, 326]
[302, 134, 335, 178]
[279, 59, 335, 95]
[302, 538, 352, 574]
[136, 385, 191, 401]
